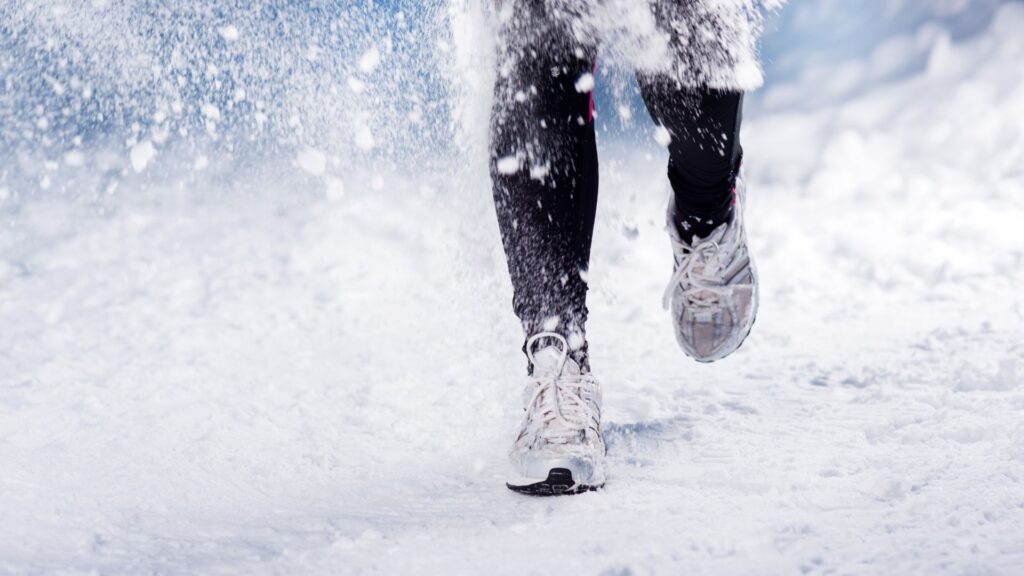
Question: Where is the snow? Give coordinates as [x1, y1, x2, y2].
[326, 178, 346, 201]
[201, 103, 221, 122]
[218, 25, 240, 42]
[653, 125, 672, 146]
[64, 150, 85, 167]
[2, 1, 1024, 574]
[129, 140, 156, 173]
[355, 126, 375, 151]
[359, 46, 382, 74]
[296, 147, 328, 177]
[496, 155, 520, 175]
[347, 76, 367, 94]
[575, 72, 596, 93]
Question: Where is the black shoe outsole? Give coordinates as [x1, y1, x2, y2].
[506, 468, 601, 496]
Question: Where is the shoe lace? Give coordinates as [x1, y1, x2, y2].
[662, 231, 732, 310]
[523, 332, 600, 442]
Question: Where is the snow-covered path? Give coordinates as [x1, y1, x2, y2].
[3, 5, 1024, 575]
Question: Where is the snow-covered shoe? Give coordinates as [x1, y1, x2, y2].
[663, 176, 759, 362]
[507, 332, 606, 495]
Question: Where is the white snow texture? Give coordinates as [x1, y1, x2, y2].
[2, 1, 1024, 574]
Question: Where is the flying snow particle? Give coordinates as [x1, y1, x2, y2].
[296, 147, 327, 176]
[347, 77, 366, 94]
[151, 124, 170, 145]
[359, 46, 381, 73]
[496, 155, 520, 175]
[355, 126, 375, 151]
[64, 150, 85, 167]
[49, 79, 65, 96]
[326, 178, 345, 201]
[529, 164, 549, 180]
[201, 103, 221, 121]
[130, 140, 156, 173]
[654, 126, 672, 147]
[574, 73, 595, 93]
[733, 60, 764, 89]
[618, 105, 633, 121]
[218, 25, 240, 42]
[568, 331, 585, 351]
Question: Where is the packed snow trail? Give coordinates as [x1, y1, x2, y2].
[3, 3, 1024, 576]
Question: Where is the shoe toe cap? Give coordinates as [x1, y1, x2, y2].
[513, 450, 605, 487]
[674, 288, 757, 362]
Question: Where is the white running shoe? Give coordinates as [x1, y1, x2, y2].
[663, 175, 759, 362]
[507, 332, 606, 495]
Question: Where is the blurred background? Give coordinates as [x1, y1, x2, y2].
[1, 0, 1019, 180]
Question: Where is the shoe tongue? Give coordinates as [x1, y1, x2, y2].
[525, 346, 586, 417]
[532, 346, 581, 378]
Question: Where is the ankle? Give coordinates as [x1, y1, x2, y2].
[672, 204, 734, 244]
[523, 334, 590, 375]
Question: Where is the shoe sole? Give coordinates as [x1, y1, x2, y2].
[506, 468, 602, 496]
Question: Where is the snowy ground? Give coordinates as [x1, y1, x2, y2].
[3, 3, 1024, 575]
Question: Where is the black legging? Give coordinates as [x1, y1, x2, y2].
[490, 0, 743, 371]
